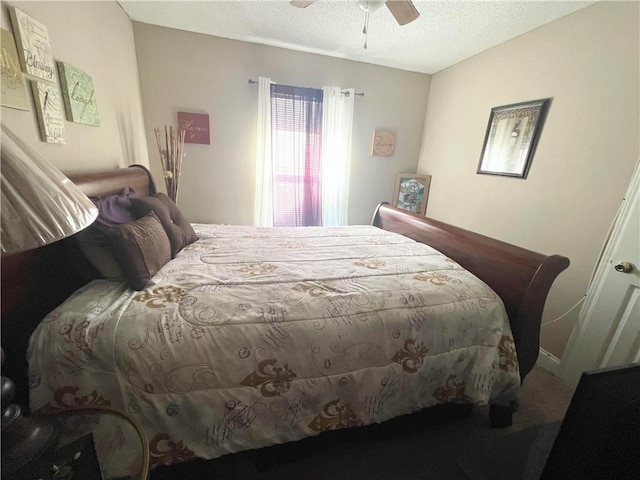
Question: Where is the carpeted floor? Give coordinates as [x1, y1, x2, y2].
[150, 366, 573, 480]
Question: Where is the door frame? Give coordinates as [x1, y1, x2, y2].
[559, 156, 640, 387]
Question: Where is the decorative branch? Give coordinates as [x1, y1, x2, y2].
[154, 125, 186, 203]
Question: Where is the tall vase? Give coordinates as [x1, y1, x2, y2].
[154, 125, 186, 203]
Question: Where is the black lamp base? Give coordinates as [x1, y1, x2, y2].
[1, 410, 61, 475]
[1, 348, 61, 476]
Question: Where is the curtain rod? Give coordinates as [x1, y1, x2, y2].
[248, 79, 364, 97]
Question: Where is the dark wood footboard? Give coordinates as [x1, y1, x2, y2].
[372, 202, 569, 383]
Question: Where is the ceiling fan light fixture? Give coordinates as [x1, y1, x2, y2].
[355, 0, 386, 13]
[290, 0, 316, 8]
[385, 0, 420, 25]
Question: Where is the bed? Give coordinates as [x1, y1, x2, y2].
[0, 165, 569, 475]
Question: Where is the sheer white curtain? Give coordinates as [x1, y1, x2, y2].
[254, 76, 273, 227]
[321, 86, 354, 226]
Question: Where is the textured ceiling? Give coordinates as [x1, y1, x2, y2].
[119, 0, 597, 74]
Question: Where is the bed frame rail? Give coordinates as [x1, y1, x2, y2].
[0, 170, 567, 415]
[372, 202, 569, 382]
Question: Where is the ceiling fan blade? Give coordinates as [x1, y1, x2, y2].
[385, 0, 420, 26]
[290, 0, 317, 7]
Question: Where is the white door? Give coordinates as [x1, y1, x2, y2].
[560, 158, 640, 388]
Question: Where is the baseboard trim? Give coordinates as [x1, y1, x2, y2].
[536, 348, 561, 376]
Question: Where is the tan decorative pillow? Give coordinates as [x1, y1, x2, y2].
[108, 212, 171, 290]
[130, 193, 198, 257]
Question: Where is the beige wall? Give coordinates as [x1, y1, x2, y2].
[5, 1, 633, 360]
[132, 23, 430, 225]
[418, 2, 640, 358]
[0, 1, 148, 172]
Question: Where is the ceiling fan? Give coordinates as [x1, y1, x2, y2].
[290, 0, 420, 27]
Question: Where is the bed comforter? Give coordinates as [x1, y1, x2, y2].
[28, 224, 520, 472]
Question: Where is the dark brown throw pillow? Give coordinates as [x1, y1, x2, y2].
[76, 189, 138, 279]
[130, 193, 198, 257]
[76, 223, 125, 280]
[108, 212, 171, 290]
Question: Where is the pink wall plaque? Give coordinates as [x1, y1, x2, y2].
[177, 112, 210, 144]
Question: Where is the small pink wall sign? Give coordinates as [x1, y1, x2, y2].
[177, 112, 210, 144]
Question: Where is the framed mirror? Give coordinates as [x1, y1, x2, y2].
[477, 98, 550, 178]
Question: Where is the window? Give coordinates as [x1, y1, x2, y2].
[270, 85, 323, 227]
[255, 78, 354, 228]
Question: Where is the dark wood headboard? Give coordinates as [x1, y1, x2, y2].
[1, 165, 156, 410]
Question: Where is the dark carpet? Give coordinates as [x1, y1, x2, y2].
[150, 366, 573, 480]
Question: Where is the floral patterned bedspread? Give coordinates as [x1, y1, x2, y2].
[28, 224, 520, 472]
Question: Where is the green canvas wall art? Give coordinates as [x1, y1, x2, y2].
[57, 61, 100, 126]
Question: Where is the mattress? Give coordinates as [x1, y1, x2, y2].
[28, 224, 520, 473]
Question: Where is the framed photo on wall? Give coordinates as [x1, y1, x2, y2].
[392, 173, 431, 215]
[477, 98, 550, 179]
